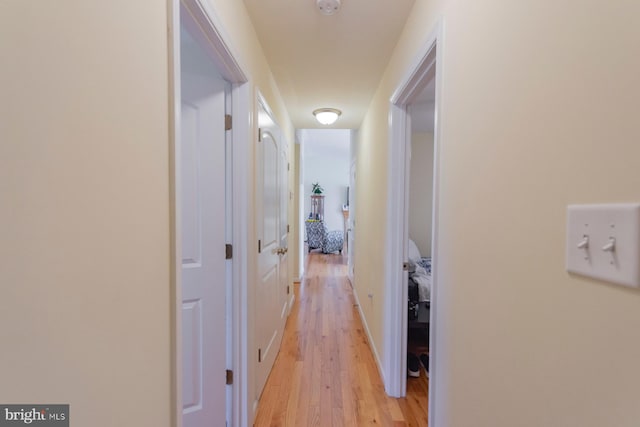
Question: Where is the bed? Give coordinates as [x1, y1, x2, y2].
[407, 239, 431, 325]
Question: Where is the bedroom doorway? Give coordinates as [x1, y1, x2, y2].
[405, 79, 436, 398]
[384, 20, 443, 427]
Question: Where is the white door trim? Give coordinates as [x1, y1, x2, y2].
[169, 0, 250, 426]
[230, 81, 251, 427]
[178, 0, 248, 84]
[297, 131, 305, 280]
[383, 19, 444, 427]
[347, 158, 356, 285]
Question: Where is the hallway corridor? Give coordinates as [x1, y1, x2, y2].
[253, 253, 428, 426]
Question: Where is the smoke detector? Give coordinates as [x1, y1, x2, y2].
[316, 0, 341, 15]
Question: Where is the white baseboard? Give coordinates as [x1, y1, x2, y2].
[351, 286, 386, 386]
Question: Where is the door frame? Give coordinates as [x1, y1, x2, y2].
[254, 92, 291, 405]
[347, 158, 356, 285]
[297, 132, 306, 280]
[169, 0, 251, 426]
[383, 19, 444, 426]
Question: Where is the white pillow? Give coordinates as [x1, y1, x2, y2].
[408, 239, 422, 264]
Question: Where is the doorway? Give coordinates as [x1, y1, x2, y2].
[297, 129, 352, 274]
[255, 96, 290, 399]
[170, 0, 251, 426]
[405, 80, 436, 405]
[179, 23, 229, 427]
[384, 20, 443, 427]
[347, 157, 356, 284]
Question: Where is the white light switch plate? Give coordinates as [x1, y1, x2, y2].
[566, 203, 640, 288]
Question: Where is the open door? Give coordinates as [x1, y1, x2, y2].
[179, 25, 229, 427]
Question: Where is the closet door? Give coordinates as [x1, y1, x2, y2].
[255, 106, 288, 400]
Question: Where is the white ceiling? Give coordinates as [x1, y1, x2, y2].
[243, 0, 416, 129]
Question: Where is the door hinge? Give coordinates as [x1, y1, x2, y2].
[287, 224, 290, 233]
[225, 244, 232, 260]
[403, 262, 409, 271]
[258, 348, 262, 363]
[225, 114, 232, 131]
[287, 285, 290, 295]
[287, 162, 290, 171]
[258, 239, 262, 253]
[258, 128, 262, 142]
[226, 369, 233, 385]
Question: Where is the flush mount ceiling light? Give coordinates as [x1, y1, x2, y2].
[316, 0, 341, 15]
[313, 108, 342, 125]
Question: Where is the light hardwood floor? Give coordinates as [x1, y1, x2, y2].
[253, 252, 428, 426]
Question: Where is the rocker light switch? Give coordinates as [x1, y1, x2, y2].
[566, 203, 640, 288]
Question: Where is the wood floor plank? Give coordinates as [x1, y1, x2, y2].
[253, 252, 428, 426]
[284, 361, 302, 426]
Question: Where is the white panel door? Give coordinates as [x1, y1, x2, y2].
[180, 28, 228, 427]
[255, 110, 288, 398]
[278, 140, 289, 313]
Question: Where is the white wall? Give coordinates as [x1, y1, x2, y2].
[409, 132, 434, 257]
[302, 129, 351, 233]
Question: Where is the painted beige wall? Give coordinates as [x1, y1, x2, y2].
[409, 132, 434, 257]
[0, 1, 172, 426]
[0, 1, 295, 425]
[356, 0, 640, 425]
[352, 99, 390, 363]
